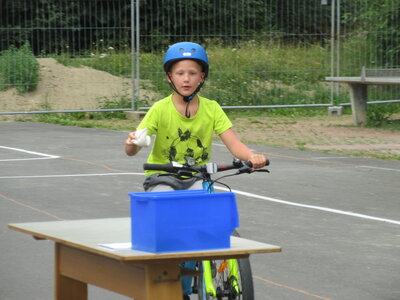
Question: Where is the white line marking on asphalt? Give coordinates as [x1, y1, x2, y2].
[312, 156, 351, 159]
[0, 173, 142, 179]
[0, 157, 58, 162]
[359, 165, 400, 172]
[215, 186, 400, 225]
[0, 146, 59, 161]
[1, 169, 398, 225]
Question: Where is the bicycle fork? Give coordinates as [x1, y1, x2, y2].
[202, 259, 240, 298]
[201, 180, 240, 299]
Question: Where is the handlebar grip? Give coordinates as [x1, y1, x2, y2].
[245, 157, 270, 168]
[143, 163, 177, 173]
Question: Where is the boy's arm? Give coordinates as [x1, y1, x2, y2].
[219, 128, 267, 169]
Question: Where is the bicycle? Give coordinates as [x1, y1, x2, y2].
[143, 157, 269, 300]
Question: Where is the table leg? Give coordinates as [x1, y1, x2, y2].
[55, 244, 88, 300]
[54, 243, 182, 300]
[143, 262, 183, 300]
[349, 83, 367, 126]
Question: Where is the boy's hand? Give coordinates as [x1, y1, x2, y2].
[248, 154, 268, 169]
[126, 128, 151, 147]
[125, 130, 149, 156]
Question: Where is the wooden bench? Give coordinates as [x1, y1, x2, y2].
[326, 67, 400, 126]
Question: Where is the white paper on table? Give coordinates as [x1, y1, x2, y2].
[98, 242, 132, 250]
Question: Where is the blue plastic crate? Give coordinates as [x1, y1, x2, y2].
[129, 190, 239, 253]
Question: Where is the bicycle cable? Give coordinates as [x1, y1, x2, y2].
[203, 178, 232, 193]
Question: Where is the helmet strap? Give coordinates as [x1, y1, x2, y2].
[185, 101, 191, 118]
[167, 73, 205, 118]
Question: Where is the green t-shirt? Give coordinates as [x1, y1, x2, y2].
[137, 94, 232, 175]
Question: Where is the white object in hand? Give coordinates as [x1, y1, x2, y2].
[131, 128, 151, 147]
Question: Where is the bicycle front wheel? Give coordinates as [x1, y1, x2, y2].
[197, 231, 254, 300]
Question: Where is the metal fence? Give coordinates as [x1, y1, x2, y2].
[332, 0, 400, 107]
[0, 0, 399, 115]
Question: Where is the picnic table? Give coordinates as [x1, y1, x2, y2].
[326, 67, 400, 126]
[8, 217, 281, 300]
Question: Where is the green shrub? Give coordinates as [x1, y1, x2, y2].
[367, 103, 400, 127]
[0, 41, 40, 93]
[94, 94, 132, 119]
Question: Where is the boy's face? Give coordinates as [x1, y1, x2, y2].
[167, 60, 205, 97]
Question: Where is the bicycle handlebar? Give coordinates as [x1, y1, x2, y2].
[143, 157, 269, 176]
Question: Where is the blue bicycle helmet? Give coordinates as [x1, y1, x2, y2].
[163, 42, 209, 78]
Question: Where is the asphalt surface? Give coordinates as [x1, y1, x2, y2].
[1, 122, 399, 300]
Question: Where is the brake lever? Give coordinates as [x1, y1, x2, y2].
[255, 169, 270, 173]
[236, 168, 270, 174]
[235, 166, 253, 174]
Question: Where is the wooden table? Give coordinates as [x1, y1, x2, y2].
[325, 76, 400, 126]
[8, 218, 281, 300]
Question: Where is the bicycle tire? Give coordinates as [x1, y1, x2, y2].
[196, 230, 254, 300]
[236, 255, 254, 300]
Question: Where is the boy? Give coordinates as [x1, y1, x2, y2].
[126, 41, 267, 299]
[125, 41, 267, 192]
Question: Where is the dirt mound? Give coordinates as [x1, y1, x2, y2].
[0, 58, 158, 112]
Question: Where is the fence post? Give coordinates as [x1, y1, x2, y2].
[136, 0, 140, 110]
[130, 0, 136, 111]
[330, 0, 336, 106]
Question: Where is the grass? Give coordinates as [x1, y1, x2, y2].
[57, 49, 132, 78]
[138, 42, 335, 107]
[50, 39, 399, 119]
[53, 41, 336, 108]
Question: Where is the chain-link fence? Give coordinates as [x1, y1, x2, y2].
[0, 0, 399, 115]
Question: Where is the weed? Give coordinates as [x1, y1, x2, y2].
[367, 104, 400, 127]
[249, 119, 263, 124]
[296, 141, 306, 151]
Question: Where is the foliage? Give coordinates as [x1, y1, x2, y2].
[0, 41, 39, 93]
[367, 104, 400, 127]
[341, 0, 400, 68]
